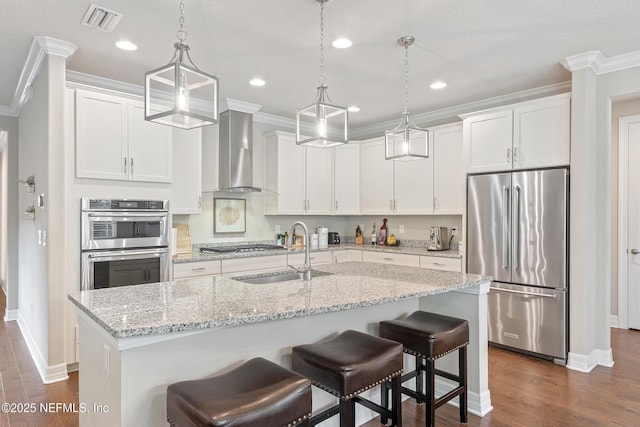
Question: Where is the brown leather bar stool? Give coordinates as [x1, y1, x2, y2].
[291, 330, 403, 426]
[379, 311, 469, 427]
[166, 357, 312, 427]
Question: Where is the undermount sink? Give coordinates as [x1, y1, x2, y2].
[232, 269, 332, 284]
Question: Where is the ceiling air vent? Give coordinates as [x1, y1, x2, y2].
[81, 4, 123, 33]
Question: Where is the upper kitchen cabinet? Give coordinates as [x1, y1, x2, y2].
[264, 131, 333, 215]
[461, 93, 570, 173]
[171, 128, 202, 214]
[359, 137, 434, 215]
[334, 143, 360, 214]
[75, 89, 172, 183]
[432, 123, 464, 214]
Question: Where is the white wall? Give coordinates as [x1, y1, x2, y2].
[0, 116, 19, 320]
[0, 131, 7, 293]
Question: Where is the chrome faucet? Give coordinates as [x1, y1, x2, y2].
[287, 221, 312, 281]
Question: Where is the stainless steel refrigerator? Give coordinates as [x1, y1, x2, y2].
[467, 168, 568, 364]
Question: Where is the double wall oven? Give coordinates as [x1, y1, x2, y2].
[81, 198, 170, 291]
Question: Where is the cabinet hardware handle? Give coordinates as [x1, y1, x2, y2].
[506, 148, 511, 162]
[390, 199, 393, 210]
[513, 147, 519, 162]
[191, 267, 206, 271]
[490, 286, 557, 299]
[130, 158, 134, 175]
[433, 197, 437, 211]
[335, 200, 338, 211]
[394, 199, 397, 210]
[124, 157, 127, 174]
[631, 248, 640, 255]
[383, 257, 394, 261]
[432, 262, 445, 266]
[198, 195, 202, 208]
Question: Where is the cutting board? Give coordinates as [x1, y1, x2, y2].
[173, 224, 192, 255]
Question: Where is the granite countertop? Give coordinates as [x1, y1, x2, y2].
[68, 262, 489, 339]
[173, 243, 461, 263]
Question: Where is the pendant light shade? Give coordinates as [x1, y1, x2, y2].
[385, 36, 429, 161]
[296, 0, 348, 148]
[145, 2, 218, 129]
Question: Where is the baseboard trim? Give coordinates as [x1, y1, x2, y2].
[435, 377, 493, 416]
[16, 312, 69, 384]
[566, 347, 614, 372]
[4, 308, 18, 321]
[610, 315, 619, 328]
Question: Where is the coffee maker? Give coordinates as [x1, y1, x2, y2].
[427, 226, 449, 251]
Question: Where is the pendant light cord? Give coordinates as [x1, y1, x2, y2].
[404, 41, 410, 114]
[319, 0, 326, 85]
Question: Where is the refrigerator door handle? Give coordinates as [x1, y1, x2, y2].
[490, 286, 557, 299]
[513, 185, 521, 269]
[502, 186, 510, 269]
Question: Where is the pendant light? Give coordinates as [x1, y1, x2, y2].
[385, 36, 429, 161]
[145, 0, 219, 129]
[296, 0, 348, 148]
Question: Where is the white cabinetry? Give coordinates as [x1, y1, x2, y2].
[359, 137, 435, 215]
[362, 251, 420, 267]
[75, 89, 172, 183]
[419, 256, 462, 272]
[462, 93, 570, 173]
[334, 144, 360, 214]
[288, 251, 333, 266]
[264, 131, 333, 215]
[433, 123, 464, 214]
[171, 128, 202, 214]
[173, 260, 221, 279]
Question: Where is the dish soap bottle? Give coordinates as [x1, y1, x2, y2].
[378, 218, 388, 246]
[371, 223, 377, 245]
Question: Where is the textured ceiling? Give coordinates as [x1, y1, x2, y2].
[1, 0, 640, 131]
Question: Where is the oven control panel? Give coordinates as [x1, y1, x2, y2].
[83, 198, 168, 211]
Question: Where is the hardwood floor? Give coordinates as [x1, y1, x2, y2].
[0, 289, 78, 427]
[1, 286, 639, 426]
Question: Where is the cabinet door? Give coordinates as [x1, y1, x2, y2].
[394, 137, 434, 214]
[359, 138, 394, 214]
[171, 128, 202, 214]
[334, 144, 360, 214]
[128, 102, 172, 183]
[433, 123, 464, 214]
[265, 132, 305, 214]
[75, 89, 128, 180]
[462, 109, 513, 173]
[305, 146, 333, 215]
[513, 94, 570, 169]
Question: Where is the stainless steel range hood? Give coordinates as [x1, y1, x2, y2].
[218, 109, 261, 192]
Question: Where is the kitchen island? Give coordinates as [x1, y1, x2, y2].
[68, 261, 492, 426]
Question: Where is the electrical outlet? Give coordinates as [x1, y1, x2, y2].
[399, 225, 405, 234]
[451, 227, 458, 236]
[275, 225, 281, 234]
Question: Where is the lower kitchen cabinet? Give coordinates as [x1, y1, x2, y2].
[362, 251, 420, 267]
[221, 255, 288, 274]
[419, 256, 462, 272]
[173, 260, 221, 279]
[288, 251, 333, 266]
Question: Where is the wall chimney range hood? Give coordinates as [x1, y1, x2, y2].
[218, 108, 261, 192]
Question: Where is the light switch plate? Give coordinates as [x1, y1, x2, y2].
[399, 225, 405, 234]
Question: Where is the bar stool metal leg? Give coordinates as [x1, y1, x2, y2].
[459, 346, 468, 423]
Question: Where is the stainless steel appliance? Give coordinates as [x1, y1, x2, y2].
[466, 168, 569, 364]
[81, 198, 170, 291]
[427, 226, 449, 251]
[328, 232, 340, 244]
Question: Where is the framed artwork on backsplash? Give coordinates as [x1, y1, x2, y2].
[214, 198, 246, 233]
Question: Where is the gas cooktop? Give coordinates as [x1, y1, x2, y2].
[199, 244, 286, 254]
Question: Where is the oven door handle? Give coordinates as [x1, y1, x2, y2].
[86, 249, 168, 261]
[86, 213, 167, 220]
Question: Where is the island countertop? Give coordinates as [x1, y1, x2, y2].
[68, 261, 490, 339]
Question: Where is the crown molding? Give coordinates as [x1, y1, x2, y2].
[562, 50, 640, 75]
[4, 36, 77, 117]
[222, 98, 262, 114]
[348, 81, 571, 140]
[66, 70, 144, 97]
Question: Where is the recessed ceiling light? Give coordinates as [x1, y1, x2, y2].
[249, 78, 266, 87]
[115, 40, 137, 51]
[430, 81, 447, 89]
[347, 105, 360, 112]
[332, 38, 352, 49]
